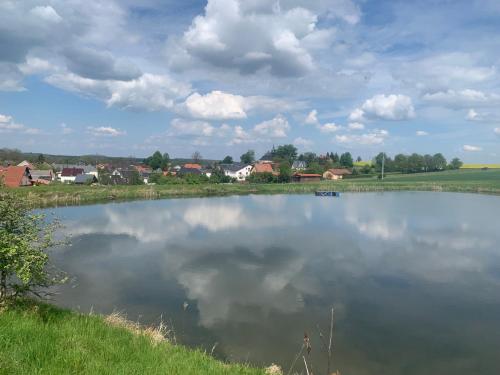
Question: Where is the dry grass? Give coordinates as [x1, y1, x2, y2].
[104, 311, 168, 346]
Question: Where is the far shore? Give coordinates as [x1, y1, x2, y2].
[2, 169, 499, 208]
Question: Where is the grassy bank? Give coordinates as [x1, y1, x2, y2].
[0, 300, 266, 375]
[1, 169, 499, 207]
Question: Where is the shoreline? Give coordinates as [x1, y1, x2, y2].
[2, 180, 500, 209]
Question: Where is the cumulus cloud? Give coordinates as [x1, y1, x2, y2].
[304, 109, 319, 125]
[466, 109, 479, 121]
[87, 126, 126, 137]
[318, 122, 341, 133]
[253, 114, 290, 138]
[494, 128, 500, 135]
[0, 113, 40, 134]
[348, 122, 364, 130]
[170, 0, 341, 77]
[180, 90, 296, 120]
[335, 129, 389, 145]
[416, 130, 429, 136]
[63, 47, 141, 81]
[293, 137, 314, 148]
[351, 94, 415, 121]
[462, 145, 482, 152]
[30, 5, 62, 23]
[422, 89, 500, 108]
[60, 123, 74, 135]
[46, 73, 191, 111]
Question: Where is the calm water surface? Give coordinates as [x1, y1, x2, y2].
[49, 192, 500, 375]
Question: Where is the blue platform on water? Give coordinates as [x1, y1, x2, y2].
[315, 191, 341, 197]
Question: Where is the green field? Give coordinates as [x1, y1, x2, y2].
[0, 300, 265, 375]
[460, 164, 500, 169]
[1, 169, 499, 207]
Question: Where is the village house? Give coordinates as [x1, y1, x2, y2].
[220, 163, 252, 181]
[183, 163, 202, 170]
[292, 160, 307, 170]
[30, 169, 54, 185]
[17, 160, 35, 169]
[74, 174, 98, 184]
[252, 162, 277, 175]
[292, 173, 322, 183]
[0, 166, 33, 187]
[323, 168, 352, 180]
[60, 167, 85, 183]
[53, 164, 98, 180]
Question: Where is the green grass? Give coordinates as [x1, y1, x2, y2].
[1, 169, 499, 208]
[0, 300, 265, 375]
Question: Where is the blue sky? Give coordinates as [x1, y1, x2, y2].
[1, 0, 499, 161]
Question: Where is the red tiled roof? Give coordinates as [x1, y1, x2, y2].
[253, 163, 274, 173]
[183, 163, 201, 169]
[0, 166, 32, 188]
[61, 167, 84, 177]
[326, 168, 352, 175]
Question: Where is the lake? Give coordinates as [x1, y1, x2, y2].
[49, 192, 500, 375]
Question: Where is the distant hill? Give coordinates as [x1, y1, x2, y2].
[0, 148, 219, 168]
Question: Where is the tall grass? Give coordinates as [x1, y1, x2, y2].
[0, 299, 266, 375]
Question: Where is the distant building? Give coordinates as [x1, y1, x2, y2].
[178, 167, 202, 175]
[323, 168, 352, 180]
[53, 164, 98, 178]
[183, 163, 202, 170]
[0, 166, 32, 187]
[60, 168, 85, 183]
[17, 160, 35, 169]
[292, 173, 322, 183]
[30, 169, 54, 184]
[74, 174, 98, 184]
[292, 161, 307, 170]
[220, 163, 253, 181]
[252, 162, 276, 175]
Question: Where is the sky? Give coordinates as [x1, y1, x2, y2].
[0, 0, 499, 162]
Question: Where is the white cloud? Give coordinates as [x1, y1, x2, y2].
[253, 114, 290, 138]
[0, 113, 40, 134]
[462, 145, 482, 152]
[416, 130, 429, 136]
[170, 0, 340, 77]
[30, 6, 62, 23]
[87, 126, 126, 137]
[305, 109, 319, 125]
[180, 90, 296, 120]
[335, 129, 389, 145]
[168, 118, 217, 137]
[494, 128, 500, 135]
[348, 108, 365, 122]
[183, 91, 247, 120]
[353, 94, 415, 121]
[46, 73, 191, 111]
[293, 137, 314, 148]
[348, 122, 364, 130]
[422, 89, 500, 108]
[466, 109, 479, 121]
[319, 122, 341, 133]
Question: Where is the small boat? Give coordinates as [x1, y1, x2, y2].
[315, 191, 341, 197]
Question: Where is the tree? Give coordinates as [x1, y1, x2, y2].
[356, 156, 362, 162]
[37, 154, 45, 164]
[408, 153, 424, 173]
[222, 155, 233, 164]
[431, 153, 447, 171]
[240, 150, 255, 164]
[449, 157, 463, 170]
[192, 151, 202, 163]
[210, 166, 232, 183]
[394, 154, 408, 173]
[0, 193, 66, 303]
[339, 152, 354, 168]
[145, 151, 169, 170]
[278, 162, 292, 183]
[274, 144, 298, 164]
[331, 153, 339, 163]
[423, 154, 433, 172]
